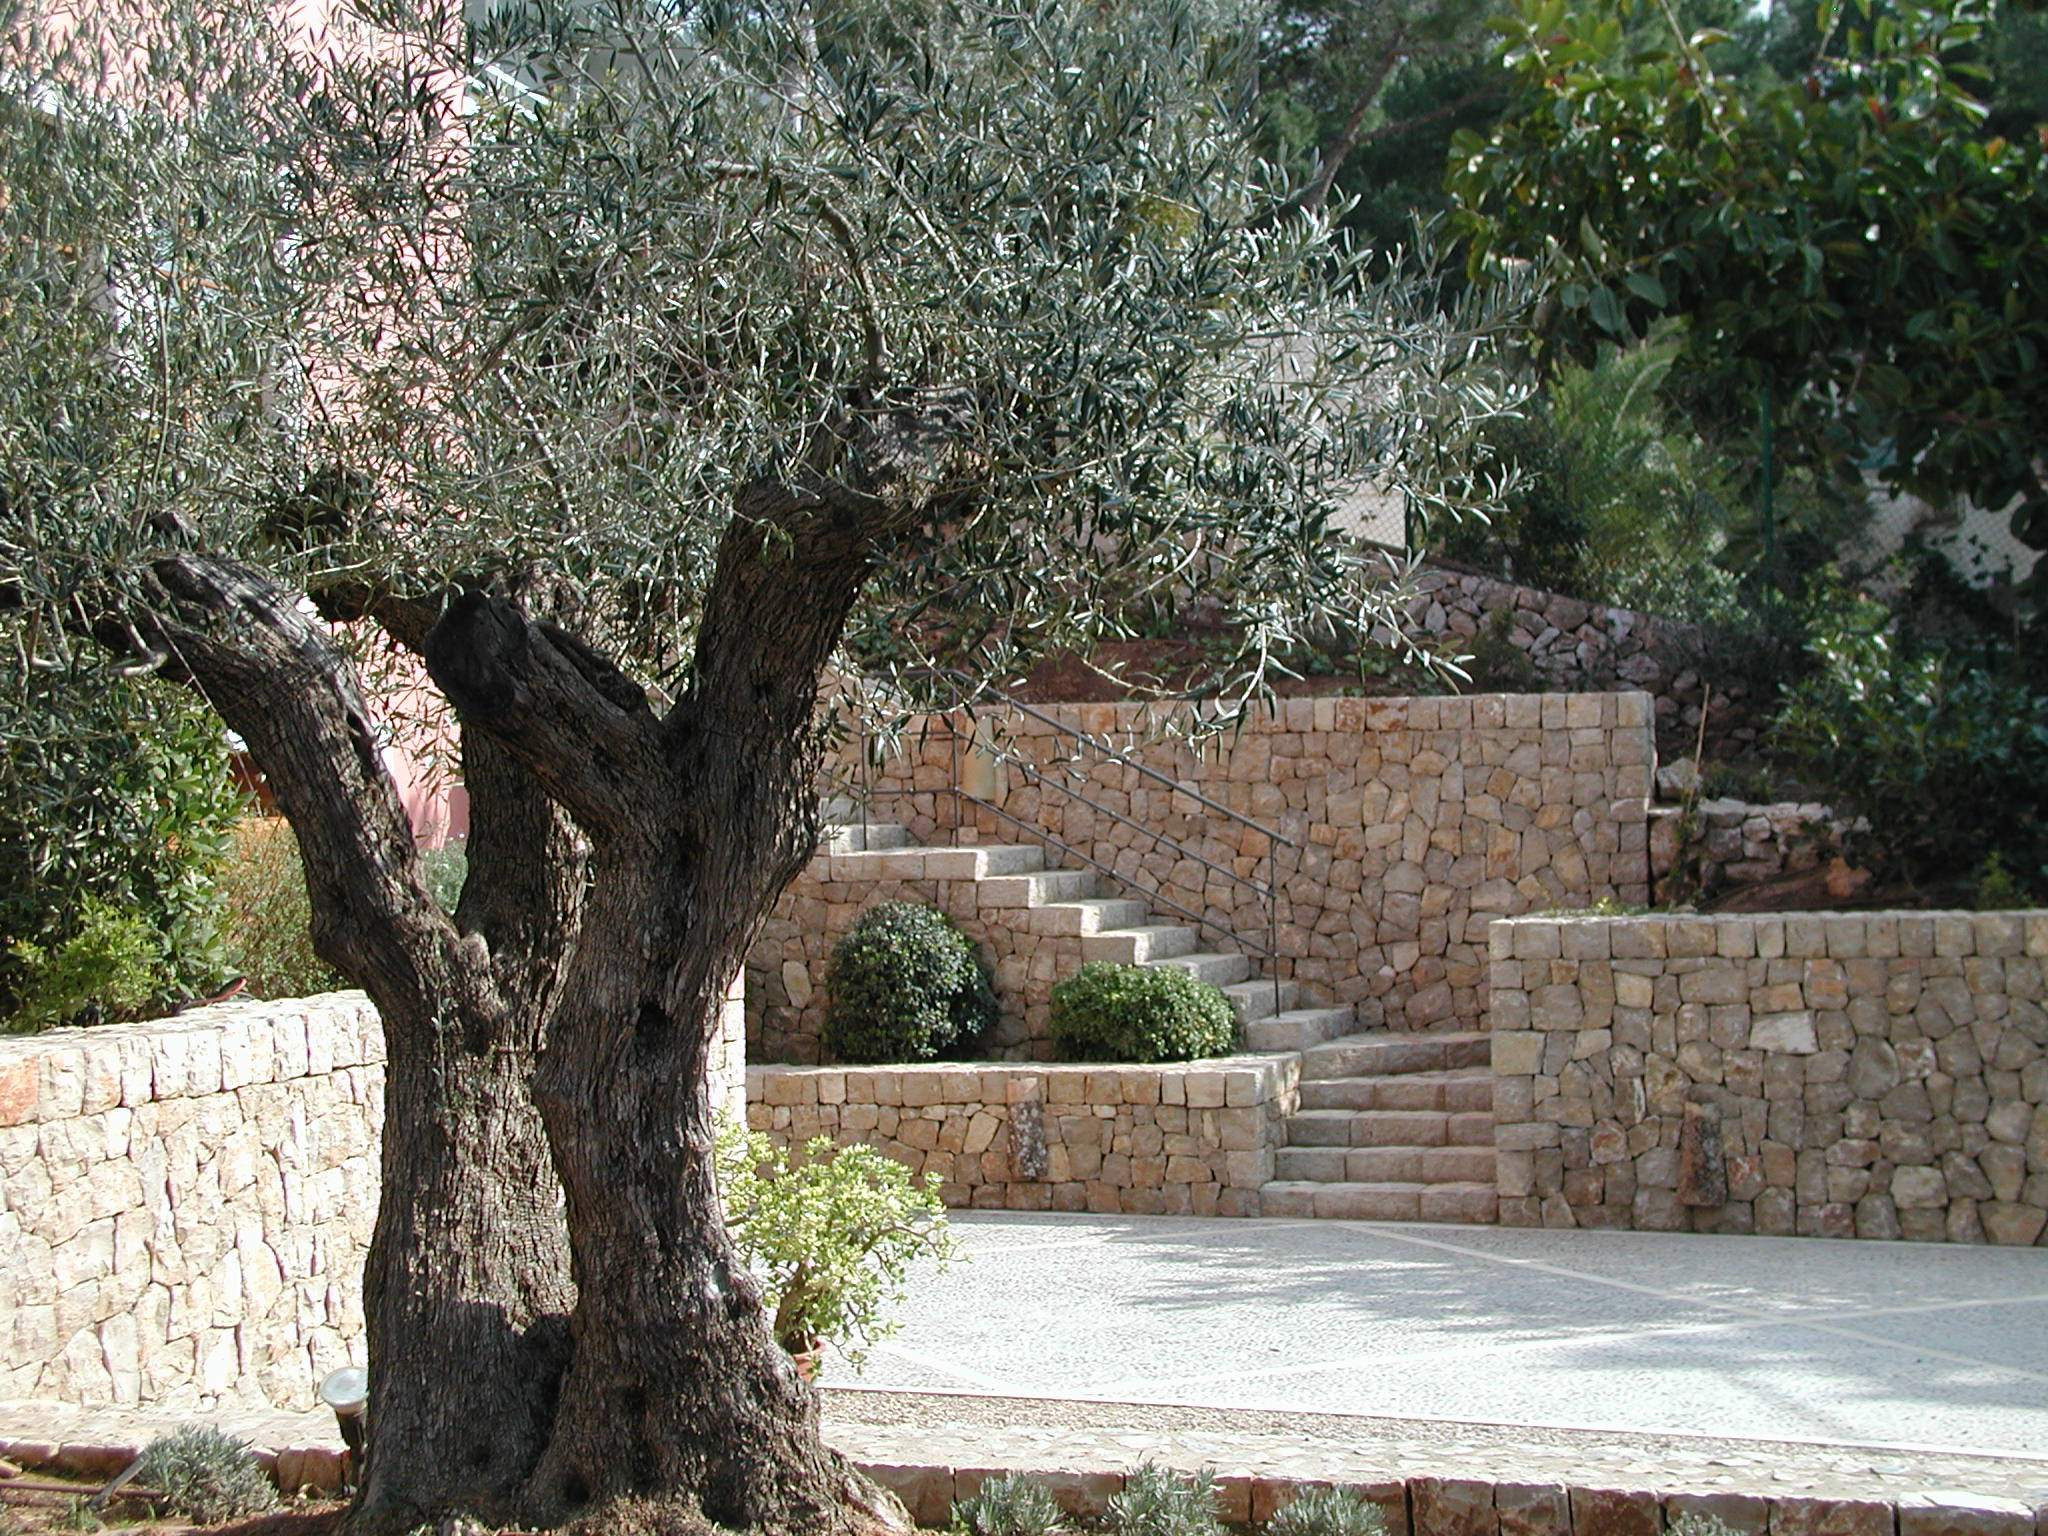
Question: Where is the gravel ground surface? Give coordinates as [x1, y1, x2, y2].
[849, 1212, 2048, 1457]
[9, 1212, 2047, 1509]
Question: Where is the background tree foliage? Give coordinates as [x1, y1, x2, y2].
[1449, 0, 2048, 609]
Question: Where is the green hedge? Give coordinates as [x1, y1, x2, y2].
[823, 901, 998, 1064]
[1049, 961, 1237, 1064]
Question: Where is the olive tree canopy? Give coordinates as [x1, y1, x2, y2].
[1, 0, 1519, 1529]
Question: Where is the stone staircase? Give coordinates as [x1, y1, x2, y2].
[825, 816, 1500, 1224]
[1260, 1029, 1500, 1224]
[823, 819, 1356, 1052]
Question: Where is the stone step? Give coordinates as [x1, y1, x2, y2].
[1221, 978, 1300, 1026]
[1290, 1108, 1449, 1148]
[1242, 1006, 1355, 1054]
[1299, 1030, 1491, 1082]
[1296, 1069, 1494, 1114]
[1261, 1180, 1500, 1224]
[977, 867, 1099, 907]
[1285, 1107, 1497, 1149]
[825, 847, 935, 880]
[1031, 898, 1152, 937]
[1448, 1111, 1495, 1146]
[1079, 925, 1201, 965]
[922, 843, 1049, 879]
[1272, 1144, 1496, 1184]
[821, 820, 912, 853]
[1150, 951, 1253, 987]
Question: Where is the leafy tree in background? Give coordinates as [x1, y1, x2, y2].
[1256, 0, 1502, 245]
[0, 669, 243, 1023]
[1449, 0, 2048, 610]
[0, 0, 1519, 1529]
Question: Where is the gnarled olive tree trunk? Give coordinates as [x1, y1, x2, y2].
[135, 559, 579, 1534]
[421, 511, 890, 1534]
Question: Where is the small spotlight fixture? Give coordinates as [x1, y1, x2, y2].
[317, 1365, 369, 1481]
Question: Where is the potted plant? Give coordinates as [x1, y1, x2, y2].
[715, 1123, 956, 1378]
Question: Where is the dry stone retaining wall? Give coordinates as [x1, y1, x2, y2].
[752, 693, 1654, 1061]
[1402, 563, 1760, 758]
[746, 1054, 1298, 1215]
[1488, 911, 2048, 1243]
[0, 994, 384, 1410]
[0, 982, 747, 1411]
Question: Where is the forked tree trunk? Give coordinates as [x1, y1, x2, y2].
[127, 560, 581, 1535]
[426, 514, 889, 1535]
[357, 999, 574, 1532]
[522, 852, 846, 1529]
[354, 737, 582, 1532]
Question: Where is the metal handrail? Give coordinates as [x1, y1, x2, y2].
[983, 739, 1275, 902]
[843, 675, 1304, 1016]
[935, 669, 1301, 851]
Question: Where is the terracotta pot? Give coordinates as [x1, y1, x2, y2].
[790, 1339, 826, 1382]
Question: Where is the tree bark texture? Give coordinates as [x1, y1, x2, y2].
[428, 512, 885, 1533]
[124, 473, 910, 1533]
[135, 557, 577, 1533]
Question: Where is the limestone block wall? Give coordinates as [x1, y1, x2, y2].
[0, 993, 384, 1409]
[0, 979, 747, 1411]
[1648, 796, 1863, 909]
[1487, 912, 2048, 1243]
[752, 693, 1654, 1061]
[746, 1054, 1299, 1216]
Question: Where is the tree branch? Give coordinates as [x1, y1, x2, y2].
[1352, 85, 1503, 150]
[424, 588, 666, 840]
[136, 553, 462, 1016]
[1302, 38, 1406, 214]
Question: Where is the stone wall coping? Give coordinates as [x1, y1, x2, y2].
[7, 1430, 2046, 1535]
[0, 990, 383, 1128]
[752, 1052, 1287, 1086]
[1490, 909, 2048, 958]
[903, 690, 1655, 734]
[749, 1054, 1296, 1113]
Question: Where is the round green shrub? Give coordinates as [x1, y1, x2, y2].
[823, 901, 997, 1064]
[1049, 961, 1237, 1064]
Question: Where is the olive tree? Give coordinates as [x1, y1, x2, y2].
[0, 0, 1518, 1529]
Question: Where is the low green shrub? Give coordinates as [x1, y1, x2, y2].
[1267, 1490, 1388, 1536]
[1104, 1465, 1223, 1536]
[1049, 962, 1237, 1064]
[714, 1123, 955, 1367]
[823, 901, 997, 1064]
[136, 1426, 278, 1525]
[0, 670, 244, 1020]
[6, 899, 165, 1032]
[214, 821, 343, 1000]
[952, 1473, 1066, 1536]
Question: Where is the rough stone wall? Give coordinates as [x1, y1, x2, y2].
[1649, 797, 1863, 908]
[746, 1054, 1297, 1215]
[0, 994, 384, 1410]
[752, 693, 1655, 1061]
[1488, 912, 2048, 1243]
[0, 980, 748, 1411]
[1402, 563, 1759, 758]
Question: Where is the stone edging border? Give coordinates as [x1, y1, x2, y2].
[6, 1435, 2044, 1536]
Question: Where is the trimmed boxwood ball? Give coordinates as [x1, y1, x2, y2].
[1049, 961, 1238, 1064]
[823, 901, 998, 1063]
